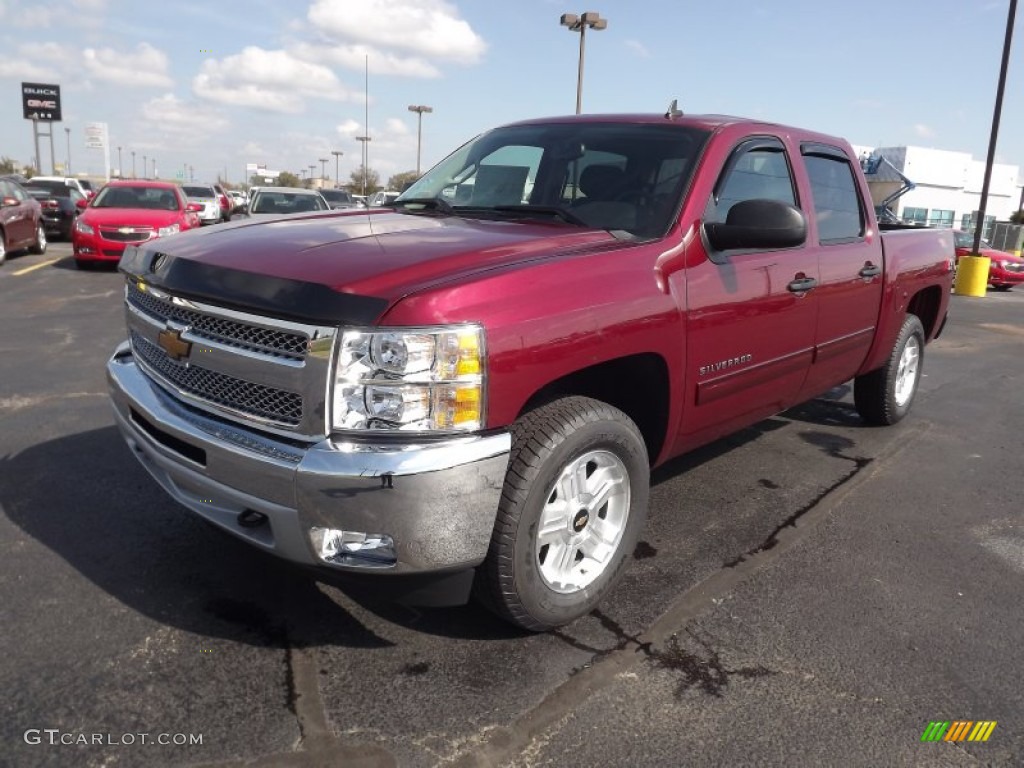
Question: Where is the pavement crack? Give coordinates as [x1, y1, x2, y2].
[649, 628, 775, 698]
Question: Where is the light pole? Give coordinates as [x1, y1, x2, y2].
[319, 157, 328, 184]
[131, 151, 136, 178]
[64, 127, 71, 175]
[117, 146, 122, 179]
[356, 136, 371, 197]
[142, 155, 148, 179]
[308, 164, 316, 188]
[407, 105, 433, 176]
[151, 158, 157, 179]
[331, 150, 343, 188]
[560, 11, 607, 114]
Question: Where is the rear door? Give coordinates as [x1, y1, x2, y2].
[681, 136, 819, 446]
[797, 143, 884, 398]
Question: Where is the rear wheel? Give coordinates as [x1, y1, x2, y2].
[0, 232, 6, 266]
[991, 284, 1012, 292]
[854, 314, 925, 426]
[476, 396, 649, 631]
[29, 222, 47, 255]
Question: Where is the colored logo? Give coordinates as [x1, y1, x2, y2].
[921, 721, 996, 742]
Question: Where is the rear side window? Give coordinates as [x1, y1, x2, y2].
[803, 152, 864, 244]
[710, 139, 796, 223]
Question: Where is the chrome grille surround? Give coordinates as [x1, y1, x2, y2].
[127, 281, 309, 360]
[102, 228, 152, 243]
[124, 280, 338, 439]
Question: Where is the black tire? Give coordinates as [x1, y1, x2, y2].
[991, 284, 1012, 292]
[29, 222, 47, 255]
[0, 230, 6, 266]
[854, 314, 926, 426]
[475, 396, 649, 631]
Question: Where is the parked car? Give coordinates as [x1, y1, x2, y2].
[72, 181, 201, 269]
[180, 184, 222, 225]
[30, 176, 91, 199]
[78, 179, 96, 199]
[107, 111, 954, 631]
[228, 190, 248, 212]
[369, 190, 400, 207]
[0, 178, 46, 265]
[953, 229, 1024, 291]
[246, 187, 330, 217]
[21, 179, 85, 240]
[319, 188, 361, 210]
[213, 183, 233, 222]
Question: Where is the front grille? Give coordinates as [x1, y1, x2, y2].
[103, 249, 124, 256]
[127, 283, 309, 361]
[102, 228, 152, 242]
[131, 331, 303, 426]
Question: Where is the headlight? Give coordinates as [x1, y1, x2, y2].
[157, 223, 180, 237]
[332, 325, 485, 432]
[74, 219, 94, 235]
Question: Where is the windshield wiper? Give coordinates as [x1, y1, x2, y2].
[392, 197, 455, 215]
[485, 205, 589, 227]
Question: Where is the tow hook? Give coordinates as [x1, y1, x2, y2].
[237, 509, 268, 528]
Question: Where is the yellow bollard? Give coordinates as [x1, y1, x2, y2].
[953, 255, 991, 297]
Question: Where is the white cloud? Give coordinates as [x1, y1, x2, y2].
[4, 5, 57, 27]
[307, 0, 486, 64]
[914, 123, 936, 139]
[385, 118, 410, 136]
[141, 94, 229, 134]
[291, 42, 441, 78]
[625, 40, 651, 58]
[82, 43, 173, 87]
[193, 46, 355, 113]
[71, 0, 110, 9]
[0, 41, 75, 80]
[335, 119, 361, 137]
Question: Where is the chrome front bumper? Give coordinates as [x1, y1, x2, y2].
[107, 341, 511, 575]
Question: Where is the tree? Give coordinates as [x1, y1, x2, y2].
[0, 156, 18, 175]
[349, 166, 380, 196]
[276, 171, 302, 188]
[1011, 210, 1024, 225]
[388, 170, 419, 192]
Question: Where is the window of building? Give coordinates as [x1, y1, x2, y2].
[927, 209, 954, 228]
[961, 212, 997, 239]
[902, 207, 928, 224]
[803, 153, 864, 243]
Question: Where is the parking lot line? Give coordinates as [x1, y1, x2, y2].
[11, 258, 62, 276]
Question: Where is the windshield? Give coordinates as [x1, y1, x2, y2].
[399, 121, 709, 239]
[249, 191, 328, 214]
[182, 185, 216, 198]
[24, 181, 72, 197]
[91, 186, 181, 211]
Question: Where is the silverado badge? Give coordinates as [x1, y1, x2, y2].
[157, 328, 191, 361]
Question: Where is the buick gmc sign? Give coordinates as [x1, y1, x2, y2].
[21, 82, 62, 121]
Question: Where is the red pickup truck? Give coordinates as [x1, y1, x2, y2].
[108, 111, 953, 630]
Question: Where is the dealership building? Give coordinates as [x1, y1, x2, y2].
[853, 143, 1023, 238]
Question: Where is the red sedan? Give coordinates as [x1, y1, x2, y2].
[953, 229, 1024, 291]
[72, 181, 201, 269]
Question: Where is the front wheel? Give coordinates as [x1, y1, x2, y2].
[476, 396, 649, 631]
[854, 314, 925, 426]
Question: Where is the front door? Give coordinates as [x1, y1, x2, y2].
[678, 136, 819, 451]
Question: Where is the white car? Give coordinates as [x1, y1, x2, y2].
[246, 187, 331, 217]
[369, 190, 400, 207]
[181, 183, 222, 225]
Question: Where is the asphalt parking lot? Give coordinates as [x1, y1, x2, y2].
[2, 242, 1022, 767]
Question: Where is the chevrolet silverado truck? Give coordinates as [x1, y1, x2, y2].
[108, 111, 954, 631]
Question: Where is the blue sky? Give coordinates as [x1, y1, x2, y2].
[1, 0, 1021, 186]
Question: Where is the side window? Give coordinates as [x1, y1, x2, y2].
[710, 142, 796, 223]
[803, 152, 865, 243]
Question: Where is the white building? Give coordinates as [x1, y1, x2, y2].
[853, 143, 1022, 234]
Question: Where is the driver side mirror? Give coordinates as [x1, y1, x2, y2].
[704, 198, 806, 255]
[75, 198, 89, 210]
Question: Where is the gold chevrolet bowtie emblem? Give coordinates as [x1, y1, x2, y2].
[157, 328, 192, 361]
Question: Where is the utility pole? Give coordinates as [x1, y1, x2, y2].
[356, 136, 371, 197]
[407, 105, 433, 176]
[331, 150, 343, 188]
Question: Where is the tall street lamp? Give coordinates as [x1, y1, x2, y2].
[356, 136, 371, 197]
[64, 127, 71, 175]
[308, 164, 316, 187]
[142, 155, 148, 179]
[117, 146, 122, 179]
[331, 150, 343, 188]
[151, 158, 157, 179]
[560, 11, 607, 114]
[319, 157, 328, 183]
[131, 151, 136, 179]
[407, 105, 433, 176]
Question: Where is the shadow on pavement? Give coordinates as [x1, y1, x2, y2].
[0, 425, 520, 649]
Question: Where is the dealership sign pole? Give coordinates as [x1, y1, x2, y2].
[21, 82, 62, 174]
